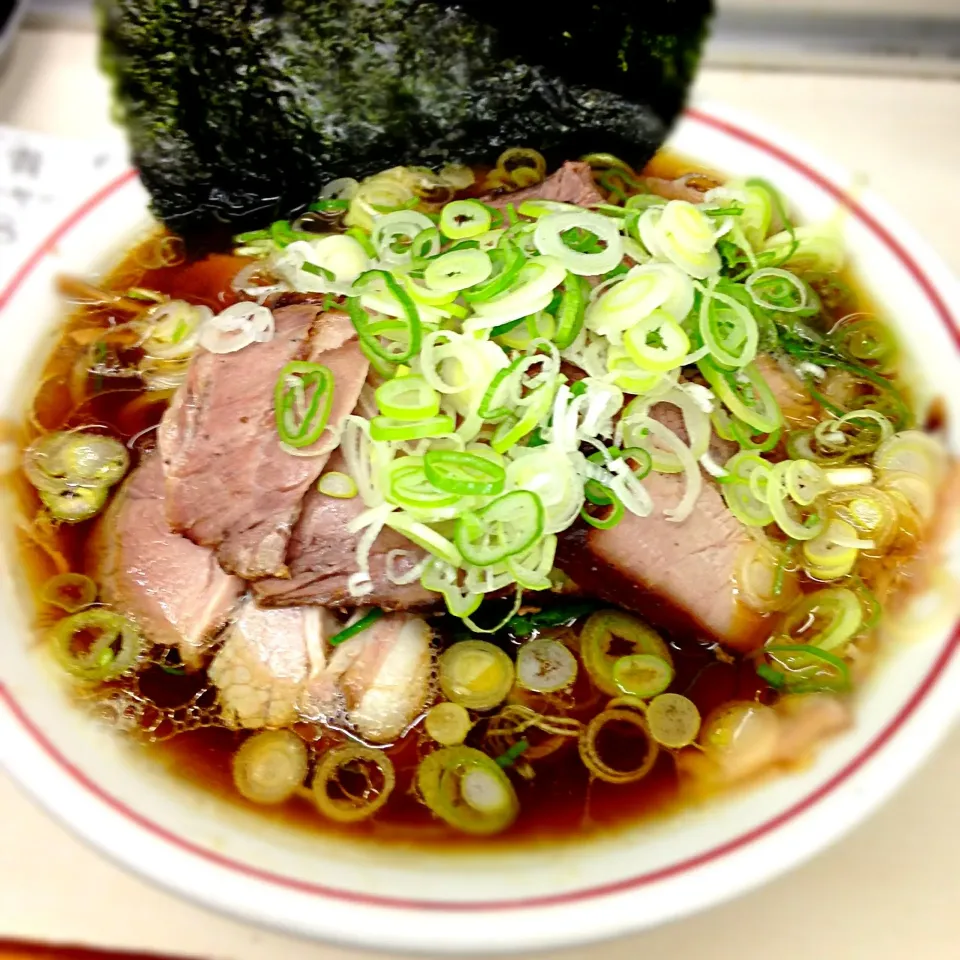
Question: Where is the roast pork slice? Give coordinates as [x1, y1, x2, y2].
[555, 470, 768, 652]
[481, 160, 603, 210]
[88, 455, 243, 668]
[159, 305, 368, 580]
[253, 454, 437, 611]
[209, 600, 340, 730]
[299, 612, 434, 744]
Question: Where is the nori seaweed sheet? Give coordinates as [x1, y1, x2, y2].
[98, 0, 713, 237]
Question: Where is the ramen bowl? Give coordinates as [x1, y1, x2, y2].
[0, 102, 958, 954]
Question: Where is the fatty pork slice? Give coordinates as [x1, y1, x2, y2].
[481, 160, 603, 210]
[158, 305, 368, 580]
[253, 454, 437, 611]
[299, 613, 434, 744]
[89, 455, 243, 668]
[209, 601, 339, 729]
[556, 470, 768, 652]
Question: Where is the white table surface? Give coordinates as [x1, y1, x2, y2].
[1, 26, 959, 960]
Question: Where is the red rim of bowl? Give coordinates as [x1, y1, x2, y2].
[0, 108, 958, 914]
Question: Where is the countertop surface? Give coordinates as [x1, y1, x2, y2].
[1, 25, 960, 960]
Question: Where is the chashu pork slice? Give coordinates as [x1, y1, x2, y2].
[159, 304, 368, 580]
[480, 160, 603, 210]
[253, 453, 437, 611]
[209, 600, 339, 730]
[207, 603, 434, 743]
[88, 454, 244, 668]
[556, 470, 768, 652]
[299, 612, 434, 744]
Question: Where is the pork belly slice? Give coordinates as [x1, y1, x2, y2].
[556, 470, 768, 652]
[209, 600, 339, 730]
[253, 454, 437, 611]
[209, 603, 433, 743]
[159, 305, 368, 580]
[88, 455, 243, 668]
[481, 160, 603, 210]
[299, 612, 434, 744]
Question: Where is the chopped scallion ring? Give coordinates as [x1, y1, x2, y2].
[274, 361, 334, 448]
[424, 249, 493, 293]
[613, 653, 675, 699]
[763, 644, 851, 694]
[424, 450, 506, 497]
[369, 414, 455, 442]
[50, 609, 143, 682]
[454, 489, 544, 566]
[699, 357, 782, 434]
[317, 471, 358, 499]
[375, 375, 440, 421]
[385, 457, 461, 510]
[347, 269, 422, 363]
[440, 200, 493, 240]
[624, 309, 691, 372]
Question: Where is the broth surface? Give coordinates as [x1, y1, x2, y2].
[10, 152, 944, 847]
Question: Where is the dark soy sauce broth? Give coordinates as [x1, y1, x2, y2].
[8, 153, 915, 847]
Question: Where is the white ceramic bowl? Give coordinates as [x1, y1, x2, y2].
[1, 103, 959, 955]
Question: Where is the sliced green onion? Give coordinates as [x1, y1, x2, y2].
[313, 745, 395, 823]
[440, 200, 493, 240]
[478, 363, 519, 421]
[454, 490, 544, 566]
[274, 361, 334, 448]
[375, 375, 440, 421]
[424, 249, 493, 292]
[417, 746, 519, 835]
[439, 641, 515, 710]
[469, 258, 567, 328]
[699, 357, 782, 434]
[372, 209, 435, 263]
[506, 534, 557, 590]
[328, 608, 384, 647]
[495, 739, 530, 769]
[40, 573, 97, 613]
[233, 730, 308, 805]
[369, 414, 454, 442]
[579, 707, 659, 783]
[39, 485, 109, 523]
[613, 653, 675, 699]
[580, 492, 625, 529]
[646, 693, 701, 748]
[386, 457, 460, 510]
[424, 702, 473, 746]
[317, 471, 358, 499]
[462, 241, 526, 304]
[424, 450, 506, 497]
[385, 513, 462, 566]
[624, 309, 691, 372]
[554, 273, 587, 349]
[581, 609, 671, 697]
[50, 609, 143, 682]
[764, 644, 851, 694]
[745, 267, 809, 313]
[699, 281, 759, 368]
[490, 381, 556, 454]
[411, 225, 442, 259]
[421, 557, 482, 617]
[494, 311, 558, 351]
[347, 270, 422, 363]
[533, 210, 625, 276]
[516, 639, 578, 693]
[781, 587, 863, 651]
